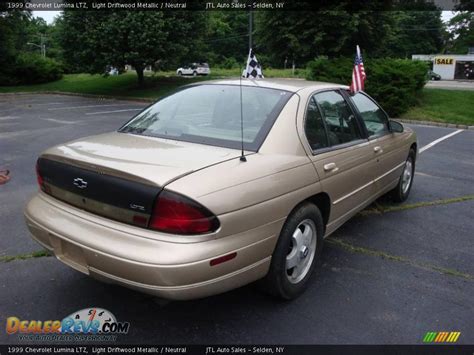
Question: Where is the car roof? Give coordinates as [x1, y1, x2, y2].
[190, 78, 349, 93]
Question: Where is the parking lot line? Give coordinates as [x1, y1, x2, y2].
[48, 104, 133, 111]
[41, 118, 79, 124]
[85, 108, 143, 115]
[419, 129, 464, 154]
[0, 116, 19, 121]
[33, 102, 67, 106]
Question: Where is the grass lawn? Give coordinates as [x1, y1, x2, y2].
[0, 68, 306, 100]
[401, 89, 474, 126]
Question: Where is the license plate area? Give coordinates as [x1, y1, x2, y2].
[49, 233, 89, 275]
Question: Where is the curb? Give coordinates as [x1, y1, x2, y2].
[397, 119, 474, 130]
[0, 91, 155, 104]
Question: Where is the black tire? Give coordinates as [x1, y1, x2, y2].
[192, 71, 197, 77]
[177, 71, 182, 76]
[262, 202, 324, 300]
[390, 148, 416, 203]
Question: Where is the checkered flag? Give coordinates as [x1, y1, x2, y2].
[243, 48, 264, 79]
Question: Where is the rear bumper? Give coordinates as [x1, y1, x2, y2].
[24, 193, 275, 300]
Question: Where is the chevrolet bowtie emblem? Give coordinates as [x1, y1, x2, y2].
[73, 177, 88, 189]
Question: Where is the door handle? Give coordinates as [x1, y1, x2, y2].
[323, 162, 338, 172]
[374, 146, 383, 153]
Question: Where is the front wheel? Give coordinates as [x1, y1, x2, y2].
[390, 148, 416, 202]
[192, 71, 197, 77]
[262, 202, 324, 300]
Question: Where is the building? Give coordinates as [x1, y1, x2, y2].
[412, 54, 474, 80]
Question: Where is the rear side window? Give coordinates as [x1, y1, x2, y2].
[350, 93, 389, 137]
[314, 91, 362, 146]
[304, 96, 329, 150]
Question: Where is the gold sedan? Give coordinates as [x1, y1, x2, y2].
[25, 79, 417, 300]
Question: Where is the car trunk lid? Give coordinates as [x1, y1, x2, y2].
[37, 132, 242, 227]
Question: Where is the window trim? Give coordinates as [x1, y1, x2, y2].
[343, 90, 392, 140]
[302, 88, 369, 156]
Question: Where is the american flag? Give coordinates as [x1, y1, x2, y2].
[350, 45, 366, 94]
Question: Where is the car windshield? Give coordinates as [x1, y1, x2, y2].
[119, 84, 292, 151]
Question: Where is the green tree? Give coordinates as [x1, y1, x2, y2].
[447, 12, 474, 54]
[205, 11, 248, 65]
[60, 11, 206, 85]
[384, 11, 445, 57]
[255, 8, 396, 67]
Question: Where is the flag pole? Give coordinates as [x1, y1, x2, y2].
[239, 67, 246, 162]
[249, 10, 253, 52]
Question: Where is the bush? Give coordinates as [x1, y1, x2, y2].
[306, 58, 428, 117]
[1, 53, 63, 86]
[220, 57, 240, 69]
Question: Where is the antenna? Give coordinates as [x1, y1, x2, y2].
[239, 67, 247, 162]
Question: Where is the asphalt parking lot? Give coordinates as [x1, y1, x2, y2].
[0, 94, 473, 345]
[425, 80, 474, 91]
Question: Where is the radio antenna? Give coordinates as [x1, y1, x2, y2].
[239, 67, 247, 162]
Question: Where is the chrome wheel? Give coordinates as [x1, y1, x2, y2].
[286, 219, 317, 284]
[401, 158, 413, 194]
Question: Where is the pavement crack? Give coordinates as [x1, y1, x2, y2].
[326, 238, 473, 281]
[359, 195, 474, 216]
[0, 250, 52, 263]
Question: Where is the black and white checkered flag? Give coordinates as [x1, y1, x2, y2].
[243, 48, 264, 79]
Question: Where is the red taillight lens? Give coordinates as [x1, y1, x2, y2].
[149, 190, 219, 235]
[36, 161, 44, 188]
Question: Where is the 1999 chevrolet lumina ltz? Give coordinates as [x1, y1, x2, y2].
[25, 79, 417, 300]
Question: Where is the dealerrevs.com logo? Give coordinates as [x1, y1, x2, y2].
[6, 308, 130, 342]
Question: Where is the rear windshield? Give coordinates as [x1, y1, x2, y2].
[119, 84, 292, 151]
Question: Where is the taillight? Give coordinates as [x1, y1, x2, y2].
[36, 161, 44, 189]
[149, 190, 219, 235]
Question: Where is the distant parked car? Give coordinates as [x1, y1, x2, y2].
[177, 63, 210, 76]
[428, 70, 441, 81]
[105, 66, 119, 76]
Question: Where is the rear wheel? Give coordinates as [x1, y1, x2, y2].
[262, 203, 324, 300]
[390, 148, 416, 202]
[193, 71, 197, 77]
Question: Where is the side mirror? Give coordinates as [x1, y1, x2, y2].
[389, 120, 404, 133]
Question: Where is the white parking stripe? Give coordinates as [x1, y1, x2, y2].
[41, 118, 79, 124]
[33, 102, 66, 106]
[85, 108, 142, 115]
[48, 104, 133, 111]
[419, 129, 463, 154]
[0, 116, 19, 121]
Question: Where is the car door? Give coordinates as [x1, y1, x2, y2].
[302, 90, 376, 234]
[347, 91, 408, 194]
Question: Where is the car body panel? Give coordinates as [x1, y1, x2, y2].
[41, 131, 244, 187]
[25, 79, 417, 299]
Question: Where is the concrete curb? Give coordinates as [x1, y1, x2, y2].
[0, 91, 155, 104]
[396, 119, 474, 130]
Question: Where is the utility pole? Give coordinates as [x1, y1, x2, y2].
[40, 34, 46, 58]
[27, 34, 47, 58]
[248, 10, 253, 51]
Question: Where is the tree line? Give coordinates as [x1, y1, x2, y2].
[0, 5, 473, 85]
